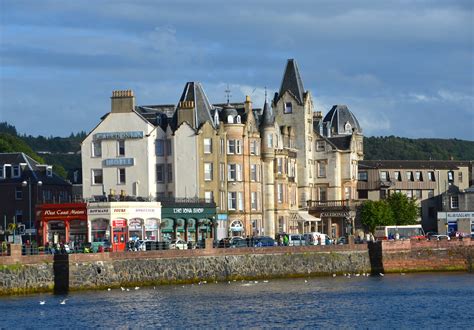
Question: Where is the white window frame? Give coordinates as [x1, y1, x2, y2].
[156, 139, 165, 156]
[238, 192, 244, 210]
[318, 162, 327, 178]
[250, 164, 257, 182]
[46, 166, 53, 177]
[92, 141, 102, 157]
[15, 187, 23, 200]
[251, 191, 258, 210]
[227, 140, 235, 154]
[118, 168, 126, 185]
[204, 163, 213, 181]
[228, 192, 237, 210]
[277, 184, 283, 203]
[235, 140, 242, 154]
[284, 102, 292, 114]
[12, 165, 21, 178]
[0, 165, 4, 179]
[118, 140, 125, 157]
[450, 196, 459, 209]
[203, 138, 212, 154]
[204, 191, 214, 203]
[91, 169, 103, 185]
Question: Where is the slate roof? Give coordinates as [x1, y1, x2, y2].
[276, 59, 305, 105]
[359, 160, 472, 170]
[0, 152, 71, 186]
[261, 100, 274, 127]
[322, 105, 361, 136]
[171, 82, 215, 131]
[326, 135, 353, 151]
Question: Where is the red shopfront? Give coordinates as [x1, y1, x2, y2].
[36, 203, 87, 246]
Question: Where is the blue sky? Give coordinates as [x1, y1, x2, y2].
[1, 0, 473, 139]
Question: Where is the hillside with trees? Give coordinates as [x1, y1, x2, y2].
[364, 136, 474, 160]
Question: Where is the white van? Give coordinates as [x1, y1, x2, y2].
[303, 232, 327, 245]
[288, 234, 305, 246]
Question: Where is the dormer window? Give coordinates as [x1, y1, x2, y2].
[46, 166, 53, 177]
[12, 165, 21, 178]
[227, 115, 234, 124]
[344, 122, 352, 133]
[236, 115, 241, 123]
[284, 102, 292, 114]
[0, 166, 4, 179]
[214, 111, 219, 126]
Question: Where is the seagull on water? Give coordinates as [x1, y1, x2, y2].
[60, 299, 67, 305]
[107, 288, 111, 291]
[121, 287, 125, 291]
[332, 274, 336, 277]
[380, 273, 385, 277]
[39, 301, 46, 305]
[134, 286, 140, 290]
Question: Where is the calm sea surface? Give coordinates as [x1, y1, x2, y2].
[1, 273, 473, 329]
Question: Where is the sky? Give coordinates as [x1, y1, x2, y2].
[0, 0, 473, 140]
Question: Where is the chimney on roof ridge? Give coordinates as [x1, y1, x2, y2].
[244, 95, 252, 113]
[111, 89, 135, 113]
[313, 111, 323, 121]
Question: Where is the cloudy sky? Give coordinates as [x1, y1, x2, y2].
[1, 0, 473, 139]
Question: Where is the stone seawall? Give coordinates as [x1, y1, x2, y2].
[1, 240, 473, 295]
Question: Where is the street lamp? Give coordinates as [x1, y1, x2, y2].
[22, 179, 42, 242]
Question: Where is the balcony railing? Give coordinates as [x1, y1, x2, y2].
[307, 199, 363, 209]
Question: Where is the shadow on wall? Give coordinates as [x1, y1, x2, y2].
[53, 254, 69, 294]
[368, 241, 384, 275]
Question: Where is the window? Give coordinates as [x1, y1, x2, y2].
[277, 184, 283, 203]
[344, 187, 351, 200]
[227, 140, 235, 154]
[267, 134, 273, 148]
[92, 169, 103, 185]
[203, 138, 212, 154]
[415, 171, 423, 181]
[118, 140, 125, 156]
[250, 164, 257, 181]
[315, 141, 324, 152]
[415, 190, 422, 199]
[165, 139, 172, 156]
[358, 171, 368, 181]
[227, 164, 242, 181]
[428, 189, 434, 198]
[406, 190, 413, 199]
[12, 165, 20, 178]
[380, 171, 389, 181]
[395, 171, 402, 181]
[380, 190, 387, 199]
[238, 192, 244, 210]
[318, 162, 327, 178]
[228, 192, 237, 210]
[458, 172, 463, 183]
[220, 139, 225, 154]
[220, 191, 226, 211]
[15, 187, 23, 200]
[118, 168, 126, 184]
[319, 187, 327, 201]
[46, 166, 53, 177]
[250, 140, 259, 155]
[428, 171, 436, 181]
[167, 164, 173, 183]
[450, 196, 459, 209]
[447, 171, 454, 182]
[0, 166, 4, 179]
[92, 141, 102, 157]
[406, 171, 414, 182]
[284, 102, 292, 114]
[156, 164, 164, 183]
[156, 139, 165, 156]
[220, 163, 225, 182]
[204, 163, 213, 181]
[235, 140, 242, 154]
[277, 158, 283, 174]
[251, 192, 258, 210]
[358, 190, 368, 199]
[205, 191, 214, 203]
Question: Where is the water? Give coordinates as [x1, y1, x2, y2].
[1, 273, 473, 329]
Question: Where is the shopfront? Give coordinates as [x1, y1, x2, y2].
[36, 203, 87, 247]
[161, 202, 217, 242]
[87, 202, 161, 251]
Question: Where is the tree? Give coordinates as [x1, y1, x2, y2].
[359, 200, 395, 233]
[386, 192, 419, 225]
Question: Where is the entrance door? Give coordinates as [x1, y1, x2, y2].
[113, 229, 127, 252]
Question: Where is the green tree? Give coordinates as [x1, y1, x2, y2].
[359, 200, 394, 233]
[386, 192, 419, 225]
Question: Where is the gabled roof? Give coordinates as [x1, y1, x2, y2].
[276, 59, 305, 105]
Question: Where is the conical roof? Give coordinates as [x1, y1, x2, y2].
[322, 105, 361, 136]
[261, 100, 274, 127]
[277, 59, 305, 105]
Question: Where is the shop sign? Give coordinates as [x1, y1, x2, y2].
[320, 211, 350, 217]
[94, 131, 144, 141]
[44, 209, 86, 217]
[217, 214, 228, 221]
[438, 212, 474, 222]
[104, 158, 134, 167]
[88, 208, 109, 215]
[113, 219, 127, 228]
[134, 208, 158, 213]
[172, 208, 205, 214]
[129, 219, 142, 230]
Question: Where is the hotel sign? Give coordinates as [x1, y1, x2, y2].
[321, 211, 351, 217]
[94, 131, 144, 141]
[104, 158, 134, 167]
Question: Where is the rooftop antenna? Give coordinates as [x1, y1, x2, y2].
[225, 84, 232, 104]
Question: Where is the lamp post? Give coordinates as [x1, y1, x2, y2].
[22, 178, 42, 242]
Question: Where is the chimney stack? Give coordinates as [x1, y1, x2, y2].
[111, 90, 135, 113]
[244, 95, 252, 113]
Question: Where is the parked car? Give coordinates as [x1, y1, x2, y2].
[217, 238, 231, 248]
[288, 234, 306, 246]
[169, 239, 188, 250]
[304, 232, 327, 245]
[231, 238, 248, 248]
[252, 236, 275, 247]
[429, 235, 450, 241]
[337, 237, 348, 245]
